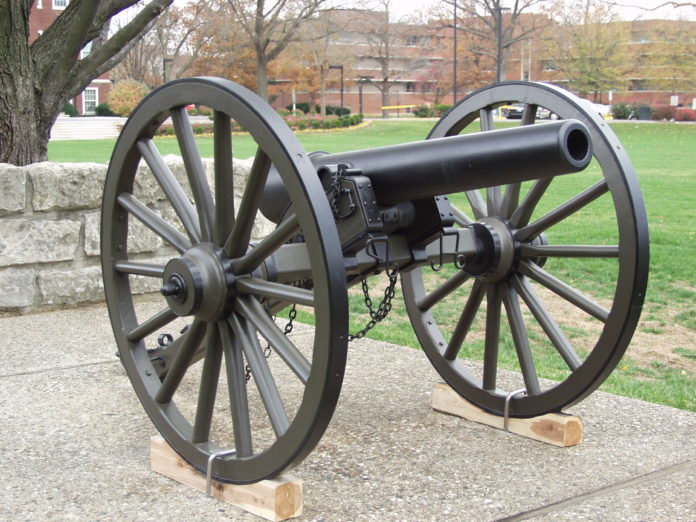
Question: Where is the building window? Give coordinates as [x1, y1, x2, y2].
[406, 82, 415, 93]
[53, 0, 68, 9]
[83, 87, 98, 115]
[81, 41, 92, 59]
[629, 80, 646, 91]
[543, 61, 557, 72]
[37, 0, 43, 8]
[406, 35, 418, 47]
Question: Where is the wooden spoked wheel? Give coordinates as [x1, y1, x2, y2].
[401, 82, 649, 417]
[102, 78, 348, 483]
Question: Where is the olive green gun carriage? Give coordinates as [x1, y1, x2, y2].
[101, 78, 648, 485]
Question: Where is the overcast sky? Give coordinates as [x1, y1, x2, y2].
[168, 0, 695, 21]
[366, 0, 696, 21]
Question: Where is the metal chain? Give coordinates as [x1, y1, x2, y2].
[329, 168, 342, 221]
[348, 270, 398, 341]
[245, 304, 297, 383]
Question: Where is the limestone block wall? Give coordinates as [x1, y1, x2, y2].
[0, 157, 272, 314]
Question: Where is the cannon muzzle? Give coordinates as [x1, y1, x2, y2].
[261, 119, 592, 223]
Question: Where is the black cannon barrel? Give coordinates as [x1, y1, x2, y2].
[316, 119, 591, 205]
[259, 119, 592, 223]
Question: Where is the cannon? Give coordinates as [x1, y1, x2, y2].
[102, 78, 648, 485]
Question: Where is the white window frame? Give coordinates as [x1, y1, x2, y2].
[37, 0, 43, 8]
[82, 87, 98, 115]
[53, 0, 68, 10]
[80, 41, 92, 59]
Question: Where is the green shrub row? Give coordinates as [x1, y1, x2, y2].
[61, 102, 115, 117]
[611, 102, 695, 121]
[154, 113, 364, 136]
[285, 103, 351, 116]
[413, 103, 453, 118]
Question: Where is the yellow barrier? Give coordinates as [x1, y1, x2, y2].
[381, 104, 417, 110]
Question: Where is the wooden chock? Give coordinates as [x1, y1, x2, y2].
[431, 382, 583, 447]
[150, 436, 302, 521]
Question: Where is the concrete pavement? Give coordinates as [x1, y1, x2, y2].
[1, 303, 694, 521]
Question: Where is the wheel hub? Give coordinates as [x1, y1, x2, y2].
[161, 244, 234, 321]
[464, 217, 517, 283]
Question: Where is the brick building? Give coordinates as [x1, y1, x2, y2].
[29, 0, 112, 115]
[276, 9, 695, 116]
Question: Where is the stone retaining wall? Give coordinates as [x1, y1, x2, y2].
[0, 157, 271, 314]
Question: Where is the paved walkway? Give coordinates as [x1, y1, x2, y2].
[1, 303, 694, 520]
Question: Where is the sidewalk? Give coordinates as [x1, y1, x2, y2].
[1, 303, 694, 520]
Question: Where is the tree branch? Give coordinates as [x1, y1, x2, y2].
[71, 0, 174, 97]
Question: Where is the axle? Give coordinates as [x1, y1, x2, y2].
[260, 119, 592, 222]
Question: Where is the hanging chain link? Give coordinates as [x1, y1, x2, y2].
[245, 303, 297, 383]
[349, 268, 399, 341]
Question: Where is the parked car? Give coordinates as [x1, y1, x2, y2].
[501, 103, 559, 120]
[536, 107, 559, 120]
[591, 103, 611, 120]
[502, 103, 525, 119]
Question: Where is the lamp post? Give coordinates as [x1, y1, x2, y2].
[494, 4, 510, 84]
[358, 75, 372, 115]
[453, 1, 457, 104]
[329, 64, 344, 115]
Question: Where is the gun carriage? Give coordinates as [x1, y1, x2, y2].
[102, 78, 648, 485]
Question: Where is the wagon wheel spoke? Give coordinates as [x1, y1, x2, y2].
[517, 179, 609, 242]
[519, 260, 609, 322]
[137, 138, 201, 243]
[213, 111, 235, 245]
[466, 188, 488, 220]
[236, 296, 311, 383]
[511, 275, 581, 371]
[443, 280, 485, 360]
[229, 313, 290, 437]
[192, 325, 223, 444]
[114, 260, 165, 278]
[219, 319, 253, 457]
[520, 244, 620, 258]
[418, 269, 470, 312]
[231, 214, 300, 275]
[224, 148, 272, 259]
[501, 283, 541, 396]
[237, 278, 315, 308]
[126, 307, 178, 342]
[117, 193, 191, 253]
[509, 177, 554, 228]
[478, 107, 503, 215]
[451, 205, 474, 227]
[171, 106, 215, 242]
[482, 284, 501, 391]
[500, 105, 536, 219]
[155, 320, 206, 404]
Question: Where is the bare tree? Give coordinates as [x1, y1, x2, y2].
[0, 0, 175, 166]
[113, 1, 215, 87]
[226, 0, 327, 100]
[356, 0, 432, 117]
[542, 0, 630, 101]
[444, 0, 544, 82]
[284, 8, 353, 115]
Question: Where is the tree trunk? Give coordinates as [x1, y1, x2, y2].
[381, 85, 390, 119]
[0, 40, 53, 163]
[319, 67, 327, 117]
[0, 84, 53, 165]
[256, 55, 268, 101]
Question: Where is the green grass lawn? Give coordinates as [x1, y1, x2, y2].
[48, 119, 696, 411]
